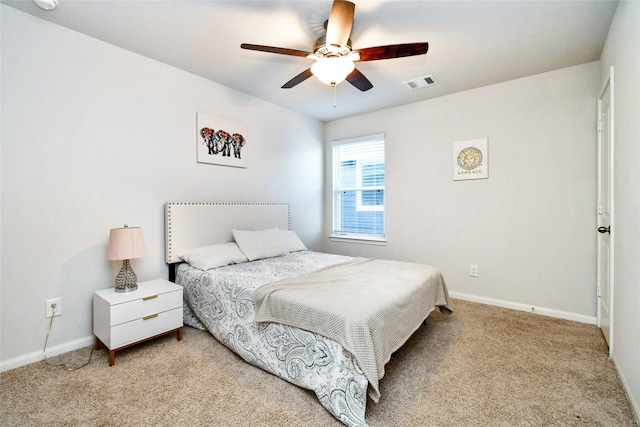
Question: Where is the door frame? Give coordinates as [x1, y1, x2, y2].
[596, 65, 614, 358]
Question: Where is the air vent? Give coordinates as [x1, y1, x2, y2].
[404, 74, 438, 90]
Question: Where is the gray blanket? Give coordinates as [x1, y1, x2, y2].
[253, 257, 452, 401]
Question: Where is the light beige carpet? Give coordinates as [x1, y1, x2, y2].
[1, 299, 636, 426]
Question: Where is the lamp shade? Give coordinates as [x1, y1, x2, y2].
[311, 56, 355, 85]
[107, 226, 145, 261]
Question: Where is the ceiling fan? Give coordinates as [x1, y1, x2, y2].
[241, 0, 428, 92]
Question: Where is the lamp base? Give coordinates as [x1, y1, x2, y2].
[114, 259, 138, 292]
[115, 284, 138, 293]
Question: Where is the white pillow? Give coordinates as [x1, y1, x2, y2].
[280, 229, 307, 252]
[233, 228, 289, 261]
[179, 242, 248, 270]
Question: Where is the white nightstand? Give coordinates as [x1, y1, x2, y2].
[93, 279, 183, 366]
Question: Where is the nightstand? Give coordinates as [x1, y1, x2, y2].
[93, 279, 183, 366]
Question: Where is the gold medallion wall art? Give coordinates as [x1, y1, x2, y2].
[453, 138, 488, 180]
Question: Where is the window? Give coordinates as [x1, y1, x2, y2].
[332, 134, 385, 243]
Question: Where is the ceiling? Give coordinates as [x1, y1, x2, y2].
[3, 0, 618, 122]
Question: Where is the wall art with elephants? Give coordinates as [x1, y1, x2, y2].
[197, 113, 248, 168]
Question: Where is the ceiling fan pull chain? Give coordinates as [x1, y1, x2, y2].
[333, 82, 337, 108]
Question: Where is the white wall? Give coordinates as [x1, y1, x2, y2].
[0, 6, 324, 368]
[599, 1, 640, 420]
[324, 62, 600, 322]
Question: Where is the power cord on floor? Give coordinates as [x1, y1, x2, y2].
[43, 303, 94, 371]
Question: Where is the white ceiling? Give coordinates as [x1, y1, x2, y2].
[3, 0, 618, 122]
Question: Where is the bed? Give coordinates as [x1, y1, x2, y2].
[165, 202, 451, 427]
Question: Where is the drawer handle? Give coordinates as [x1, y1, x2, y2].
[142, 295, 158, 301]
[143, 313, 158, 321]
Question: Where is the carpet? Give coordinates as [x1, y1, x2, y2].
[1, 299, 636, 426]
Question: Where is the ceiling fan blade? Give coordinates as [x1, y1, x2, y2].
[355, 42, 429, 62]
[241, 43, 312, 58]
[346, 68, 373, 92]
[325, 0, 355, 50]
[282, 69, 314, 89]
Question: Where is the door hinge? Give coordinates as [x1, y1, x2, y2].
[597, 284, 602, 298]
[597, 119, 602, 132]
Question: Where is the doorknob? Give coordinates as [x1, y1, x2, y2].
[598, 226, 610, 234]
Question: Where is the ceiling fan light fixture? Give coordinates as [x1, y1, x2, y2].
[311, 56, 355, 85]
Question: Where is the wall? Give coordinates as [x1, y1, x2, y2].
[324, 62, 600, 322]
[0, 6, 324, 369]
[599, 1, 640, 420]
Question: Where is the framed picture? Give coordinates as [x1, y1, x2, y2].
[196, 113, 248, 168]
[453, 137, 488, 180]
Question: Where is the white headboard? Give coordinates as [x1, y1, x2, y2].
[165, 202, 290, 264]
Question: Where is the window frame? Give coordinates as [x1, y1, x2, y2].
[330, 133, 387, 245]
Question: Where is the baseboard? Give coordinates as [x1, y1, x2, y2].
[0, 295, 600, 372]
[0, 335, 94, 373]
[449, 291, 597, 325]
[612, 351, 640, 424]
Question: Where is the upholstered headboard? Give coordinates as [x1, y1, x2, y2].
[164, 202, 290, 265]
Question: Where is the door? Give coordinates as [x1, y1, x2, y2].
[597, 66, 614, 357]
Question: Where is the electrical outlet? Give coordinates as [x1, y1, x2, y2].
[45, 298, 62, 318]
[469, 264, 479, 277]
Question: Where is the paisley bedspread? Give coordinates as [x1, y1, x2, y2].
[177, 251, 370, 427]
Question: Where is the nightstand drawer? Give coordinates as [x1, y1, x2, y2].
[109, 306, 182, 349]
[110, 289, 181, 326]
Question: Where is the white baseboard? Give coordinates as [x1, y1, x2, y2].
[449, 291, 597, 325]
[611, 351, 640, 424]
[0, 295, 600, 372]
[0, 335, 94, 373]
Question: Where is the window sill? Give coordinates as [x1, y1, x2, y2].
[329, 234, 387, 246]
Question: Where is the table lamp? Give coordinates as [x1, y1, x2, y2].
[107, 224, 145, 292]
